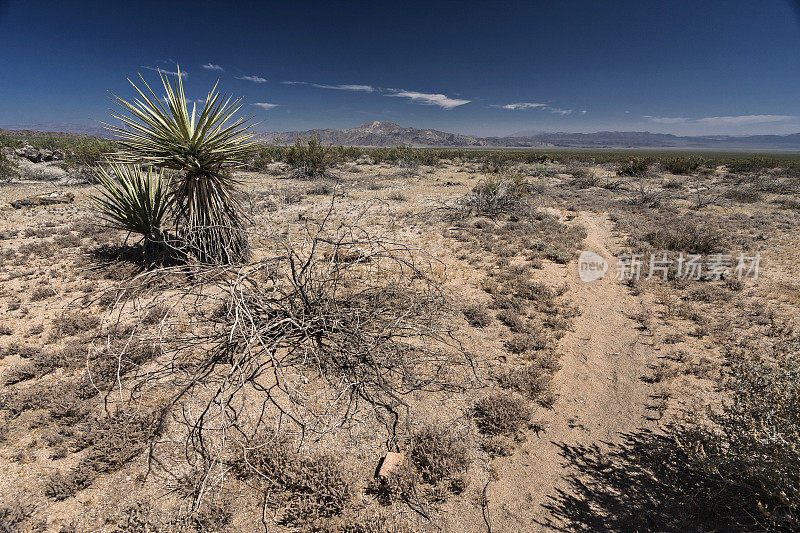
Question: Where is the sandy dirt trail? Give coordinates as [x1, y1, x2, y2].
[485, 211, 660, 532]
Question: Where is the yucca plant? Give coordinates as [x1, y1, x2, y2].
[104, 66, 258, 263]
[90, 162, 172, 251]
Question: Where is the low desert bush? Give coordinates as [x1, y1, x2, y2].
[497, 309, 527, 332]
[29, 285, 55, 301]
[45, 409, 162, 500]
[643, 219, 722, 254]
[570, 167, 601, 188]
[473, 392, 530, 437]
[0, 500, 35, 531]
[617, 158, 651, 177]
[496, 363, 555, 407]
[696, 349, 800, 527]
[463, 304, 492, 327]
[505, 332, 549, 353]
[54, 312, 101, 337]
[462, 173, 531, 217]
[664, 156, 703, 175]
[410, 423, 471, 486]
[231, 435, 355, 526]
[724, 188, 762, 203]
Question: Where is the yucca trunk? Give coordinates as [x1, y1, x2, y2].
[174, 169, 249, 263]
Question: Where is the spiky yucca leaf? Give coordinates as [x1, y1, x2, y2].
[90, 163, 171, 245]
[104, 67, 258, 171]
[104, 66, 255, 263]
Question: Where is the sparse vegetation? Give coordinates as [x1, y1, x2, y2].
[2, 139, 800, 531]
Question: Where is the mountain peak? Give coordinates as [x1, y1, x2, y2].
[354, 121, 403, 132]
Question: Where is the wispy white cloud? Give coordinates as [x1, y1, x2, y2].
[313, 83, 373, 92]
[237, 75, 267, 83]
[644, 114, 795, 126]
[493, 102, 574, 115]
[493, 102, 547, 110]
[253, 102, 279, 111]
[643, 115, 689, 124]
[143, 66, 187, 78]
[696, 114, 795, 126]
[281, 81, 374, 92]
[388, 90, 470, 109]
[202, 63, 223, 71]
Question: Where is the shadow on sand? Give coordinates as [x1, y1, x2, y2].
[535, 429, 763, 532]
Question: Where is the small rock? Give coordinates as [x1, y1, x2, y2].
[52, 149, 65, 161]
[376, 452, 405, 478]
[40, 149, 54, 162]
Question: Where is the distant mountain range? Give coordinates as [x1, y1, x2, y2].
[4, 120, 800, 151]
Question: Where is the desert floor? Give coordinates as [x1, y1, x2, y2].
[1, 158, 798, 532]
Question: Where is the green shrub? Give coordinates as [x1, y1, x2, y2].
[617, 158, 652, 177]
[285, 135, 337, 178]
[726, 156, 773, 174]
[664, 156, 703, 175]
[0, 149, 18, 181]
[62, 138, 117, 169]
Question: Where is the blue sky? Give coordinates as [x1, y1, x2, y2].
[2, 0, 800, 136]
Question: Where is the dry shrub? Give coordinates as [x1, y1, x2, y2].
[102, 205, 472, 488]
[463, 304, 492, 327]
[3, 363, 36, 385]
[505, 331, 550, 353]
[473, 392, 530, 438]
[497, 309, 527, 332]
[459, 173, 532, 217]
[29, 285, 55, 301]
[45, 409, 162, 500]
[231, 435, 355, 527]
[0, 500, 35, 532]
[313, 506, 415, 533]
[44, 466, 93, 501]
[724, 188, 762, 203]
[410, 423, 471, 486]
[691, 348, 800, 528]
[54, 312, 101, 336]
[496, 364, 555, 407]
[644, 220, 722, 254]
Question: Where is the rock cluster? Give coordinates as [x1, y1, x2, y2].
[14, 145, 65, 163]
